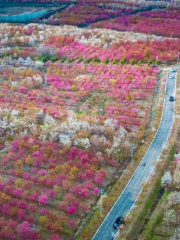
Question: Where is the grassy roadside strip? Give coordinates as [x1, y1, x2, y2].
[76, 70, 166, 240]
[118, 141, 177, 240]
[137, 191, 169, 240]
[136, 126, 180, 240]
[116, 68, 180, 240]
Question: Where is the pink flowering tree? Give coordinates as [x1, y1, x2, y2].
[50, 235, 62, 240]
[38, 193, 48, 206]
[18, 221, 38, 240]
[66, 205, 76, 215]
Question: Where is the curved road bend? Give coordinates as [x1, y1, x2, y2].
[92, 67, 178, 240]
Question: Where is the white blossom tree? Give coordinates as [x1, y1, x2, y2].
[161, 171, 172, 188]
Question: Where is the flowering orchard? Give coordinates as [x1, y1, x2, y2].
[46, 35, 180, 63]
[139, 7, 180, 20]
[1, 23, 180, 63]
[91, 7, 180, 38]
[45, 5, 132, 26]
[0, 137, 118, 239]
[0, 4, 175, 238]
[0, 61, 158, 155]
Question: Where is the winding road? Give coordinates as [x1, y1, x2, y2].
[91, 66, 178, 240]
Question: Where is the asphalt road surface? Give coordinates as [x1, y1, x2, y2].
[91, 66, 178, 240]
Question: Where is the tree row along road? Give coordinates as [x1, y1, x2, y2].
[91, 66, 178, 240]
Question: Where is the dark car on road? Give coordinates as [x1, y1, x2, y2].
[113, 217, 125, 229]
[169, 96, 175, 102]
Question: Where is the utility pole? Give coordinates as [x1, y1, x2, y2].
[163, 61, 166, 69]
[130, 144, 135, 166]
[150, 112, 154, 128]
[99, 188, 104, 217]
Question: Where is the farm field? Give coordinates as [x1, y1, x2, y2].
[0, 2, 180, 240]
